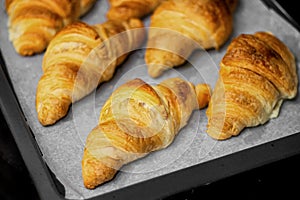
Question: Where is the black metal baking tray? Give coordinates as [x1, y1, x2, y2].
[1, 1, 300, 199]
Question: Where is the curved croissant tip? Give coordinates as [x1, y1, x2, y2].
[206, 116, 243, 140]
[13, 35, 47, 56]
[195, 84, 211, 109]
[128, 18, 144, 29]
[206, 128, 232, 140]
[147, 63, 169, 78]
[36, 100, 70, 126]
[37, 105, 60, 126]
[82, 150, 117, 189]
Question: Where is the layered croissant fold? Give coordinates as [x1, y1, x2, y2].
[145, 0, 238, 78]
[106, 0, 165, 20]
[5, 0, 96, 56]
[206, 32, 298, 140]
[82, 78, 211, 189]
[36, 19, 145, 126]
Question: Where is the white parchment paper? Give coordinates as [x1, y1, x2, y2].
[0, 0, 300, 199]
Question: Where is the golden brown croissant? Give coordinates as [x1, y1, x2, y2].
[106, 0, 165, 21]
[206, 32, 298, 140]
[36, 19, 145, 126]
[145, 0, 238, 78]
[5, 0, 96, 56]
[82, 77, 211, 189]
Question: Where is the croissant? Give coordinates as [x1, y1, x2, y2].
[145, 0, 238, 78]
[82, 77, 211, 189]
[206, 32, 298, 140]
[36, 19, 145, 126]
[106, 0, 165, 21]
[5, 0, 96, 56]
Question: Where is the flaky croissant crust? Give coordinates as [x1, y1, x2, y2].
[6, 0, 96, 56]
[36, 19, 145, 126]
[106, 0, 165, 20]
[206, 32, 298, 140]
[145, 0, 238, 77]
[82, 78, 211, 189]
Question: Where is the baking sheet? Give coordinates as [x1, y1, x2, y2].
[0, 0, 300, 199]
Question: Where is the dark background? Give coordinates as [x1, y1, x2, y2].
[1, 1, 300, 199]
